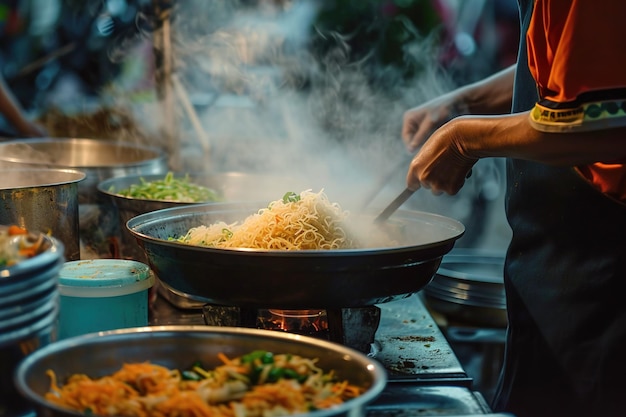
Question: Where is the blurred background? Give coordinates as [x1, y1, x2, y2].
[0, 0, 519, 250]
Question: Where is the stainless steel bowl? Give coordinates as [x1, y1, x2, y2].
[97, 172, 233, 262]
[15, 326, 387, 417]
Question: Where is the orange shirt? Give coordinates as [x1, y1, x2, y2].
[526, 0, 626, 202]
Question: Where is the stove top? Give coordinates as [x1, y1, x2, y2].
[150, 292, 498, 415]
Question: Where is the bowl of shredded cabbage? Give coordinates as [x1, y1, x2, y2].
[97, 172, 223, 261]
[15, 325, 387, 417]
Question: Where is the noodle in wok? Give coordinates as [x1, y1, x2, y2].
[44, 350, 364, 417]
[178, 190, 356, 250]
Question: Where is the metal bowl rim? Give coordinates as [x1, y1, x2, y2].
[97, 172, 222, 205]
[0, 168, 86, 189]
[0, 138, 166, 168]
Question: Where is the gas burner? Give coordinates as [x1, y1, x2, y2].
[201, 305, 381, 353]
[154, 294, 469, 381]
[259, 309, 329, 337]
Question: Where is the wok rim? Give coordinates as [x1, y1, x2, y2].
[126, 202, 466, 256]
[14, 325, 388, 417]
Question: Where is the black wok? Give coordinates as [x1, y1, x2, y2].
[127, 203, 465, 309]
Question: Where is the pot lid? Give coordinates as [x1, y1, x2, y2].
[436, 248, 505, 284]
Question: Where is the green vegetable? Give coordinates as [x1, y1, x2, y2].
[242, 350, 274, 364]
[282, 192, 300, 203]
[267, 367, 286, 382]
[282, 369, 301, 380]
[111, 172, 222, 203]
[181, 370, 202, 381]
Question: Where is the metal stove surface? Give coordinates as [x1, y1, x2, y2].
[150, 293, 496, 415]
[374, 295, 467, 383]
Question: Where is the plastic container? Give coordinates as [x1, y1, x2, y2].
[57, 259, 154, 339]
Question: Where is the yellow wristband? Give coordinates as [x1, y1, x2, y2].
[529, 99, 626, 132]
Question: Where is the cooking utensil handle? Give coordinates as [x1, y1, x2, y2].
[360, 155, 412, 209]
[374, 188, 415, 223]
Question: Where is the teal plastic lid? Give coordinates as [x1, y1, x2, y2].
[58, 259, 155, 298]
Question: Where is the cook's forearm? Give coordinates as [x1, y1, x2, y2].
[457, 65, 516, 115]
[459, 111, 626, 166]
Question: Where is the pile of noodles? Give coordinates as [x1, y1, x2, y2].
[44, 351, 364, 417]
[178, 190, 358, 250]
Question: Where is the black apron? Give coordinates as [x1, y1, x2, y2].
[491, 1, 626, 416]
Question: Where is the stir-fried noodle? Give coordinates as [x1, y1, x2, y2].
[178, 190, 356, 250]
[45, 350, 364, 417]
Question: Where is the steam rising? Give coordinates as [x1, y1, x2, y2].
[103, 0, 455, 211]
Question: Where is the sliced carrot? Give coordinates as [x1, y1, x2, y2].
[8, 225, 27, 235]
[18, 247, 38, 257]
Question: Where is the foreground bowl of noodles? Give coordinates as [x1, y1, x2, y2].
[126, 190, 465, 309]
[14, 326, 387, 417]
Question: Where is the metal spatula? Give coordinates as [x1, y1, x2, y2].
[373, 188, 415, 223]
[360, 155, 412, 209]
[374, 169, 473, 223]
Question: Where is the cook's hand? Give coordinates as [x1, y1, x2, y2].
[406, 118, 477, 196]
[401, 93, 461, 153]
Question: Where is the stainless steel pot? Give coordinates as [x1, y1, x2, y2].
[0, 138, 169, 258]
[127, 203, 465, 309]
[14, 326, 387, 417]
[0, 138, 168, 204]
[0, 169, 85, 261]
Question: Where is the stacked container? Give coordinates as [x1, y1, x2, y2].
[0, 234, 64, 416]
